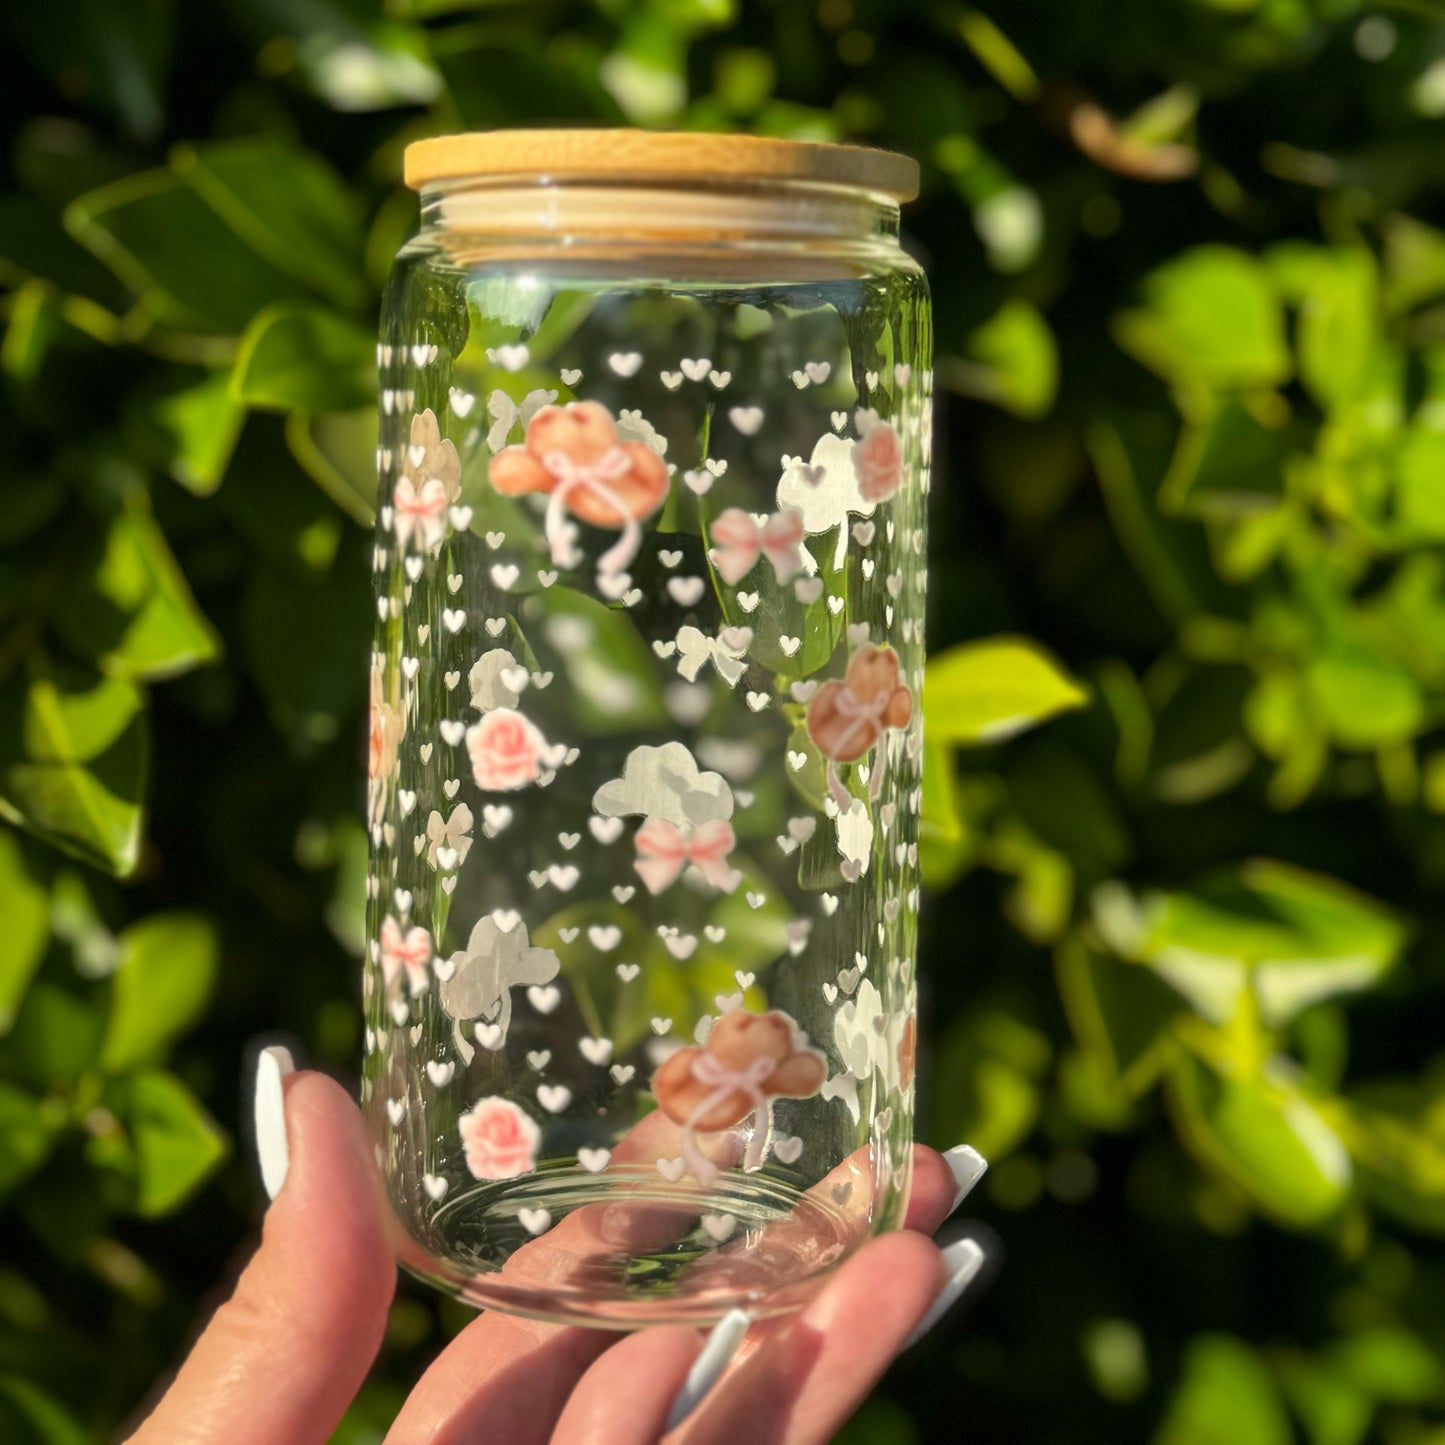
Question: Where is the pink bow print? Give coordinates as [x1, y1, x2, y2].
[634, 818, 742, 895]
[380, 916, 432, 996]
[392, 475, 448, 551]
[709, 507, 806, 586]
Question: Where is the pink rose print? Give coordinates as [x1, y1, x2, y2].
[380, 915, 432, 997]
[806, 644, 914, 805]
[633, 817, 742, 895]
[489, 401, 669, 574]
[651, 1008, 827, 1186]
[852, 420, 903, 504]
[464, 708, 557, 792]
[459, 1096, 541, 1181]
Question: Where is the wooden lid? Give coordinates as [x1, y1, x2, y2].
[404, 128, 919, 202]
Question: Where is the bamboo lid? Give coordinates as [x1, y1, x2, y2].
[404, 128, 920, 202]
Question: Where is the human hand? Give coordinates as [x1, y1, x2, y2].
[123, 1051, 988, 1445]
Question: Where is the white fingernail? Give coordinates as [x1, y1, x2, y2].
[903, 1238, 985, 1349]
[942, 1144, 988, 1215]
[665, 1308, 750, 1430]
[255, 1046, 295, 1201]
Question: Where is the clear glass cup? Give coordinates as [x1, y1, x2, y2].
[363, 130, 932, 1327]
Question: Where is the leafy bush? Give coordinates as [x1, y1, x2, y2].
[2, 1, 1444, 1441]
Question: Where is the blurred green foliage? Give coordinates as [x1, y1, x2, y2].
[2, 0, 1445, 1441]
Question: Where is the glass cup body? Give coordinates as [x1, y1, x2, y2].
[363, 174, 932, 1327]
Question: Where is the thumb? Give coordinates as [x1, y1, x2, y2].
[125, 1050, 396, 1445]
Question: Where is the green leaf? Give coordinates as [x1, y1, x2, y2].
[152, 371, 246, 496]
[0, 667, 147, 876]
[1327, 1326, 1442, 1405]
[0, 1085, 57, 1197]
[737, 557, 847, 681]
[0, 1374, 88, 1445]
[1, 281, 71, 384]
[532, 900, 648, 1047]
[941, 299, 1058, 418]
[432, 34, 624, 128]
[1115, 246, 1291, 392]
[64, 169, 314, 335]
[216, 425, 346, 575]
[1056, 934, 1184, 1095]
[241, 560, 372, 752]
[285, 409, 378, 526]
[1159, 398, 1291, 518]
[1270, 246, 1377, 410]
[322, 819, 371, 958]
[1277, 1357, 1374, 1445]
[1395, 426, 1445, 538]
[535, 879, 778, 1056]
[1335, 1087, 1445, 1234]
[100, 913, 217, 1072]
[1167, 1042, 1351, 1227]
[989, 817, 1073, 943]
[0, 194, 130, 312]
[170, 139, 369, 312]
[6, 982, 105, 1084]
[956, 9, 1040, 100]
[1382, 212, 1445, 313]
[918, 736, 971, 890]
[1093, 862, 1406, 1026]
[231, 303, 376, 413]
[1149, 664, 1256, 803]
[1154, 1335, 1292, 1445]
[118, 1070, 227, 1217]
[54, 501, 221, 682]
[0, 832, 48, 1035]
[530, 587, 669, 733]
[0, 458, 66, 548]
[924, 636, 1088, 746]
[1006, 740, 1130, 877]
[927, 1006, 1050, 1160]
[1307, 647, 1425, 750]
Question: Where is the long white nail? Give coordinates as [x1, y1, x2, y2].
[255, 1046, 295, 1200]
[942, 1144, 988, 1215]
[666, 1308, 751, 1430]
[903, 1238, 985, 1349]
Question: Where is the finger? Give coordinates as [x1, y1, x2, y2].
[674, 1229, 948, 1445]
[384, 1315, 616, 1445]
[550, 1326, 704, 1445]
[904, 1144, 970, 1235]
[126, 1059, 395, 1445]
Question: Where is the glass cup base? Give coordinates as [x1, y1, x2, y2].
[393, 1164, 868, 1328]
